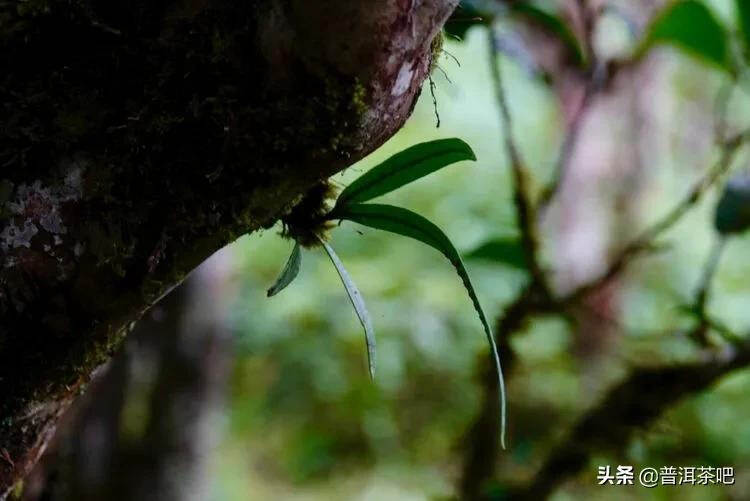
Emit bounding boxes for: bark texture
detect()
[21,249,234,501]
[0,0,457,495]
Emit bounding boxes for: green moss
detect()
[350,79,367,117]
[429,31,445,74]
[10,478,24,499]
[252,71,368,161]
[15,0,52,18]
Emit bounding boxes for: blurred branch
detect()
[538,61,608,210]
[465,125,745,349]
[537,0,605,210]
[713,81,735,143]
[488,27,551,297]
[459,354,503,500]
[458,284,549,500]
[482,127,749,501]
[676,236,747,348]
[461,47,750,498]
[695,239,724,314]
[565,130,748,304]
[459,32,568,486]
[511,336,750,500]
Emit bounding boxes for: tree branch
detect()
[460,37,748,499]
[566,130,747,303]
[487,27,550,297]
[513,337,750,500]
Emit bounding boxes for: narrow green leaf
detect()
[510,2,586,66]
[737,0,750,53]
[637,0,730,71]
[318,236,376,380]
[335,204,507,448]
[334,138,476,209]
[267,241,302,297]
[466,237,528,271]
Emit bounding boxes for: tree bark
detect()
[0,0,457,495]
[20,248,234,501]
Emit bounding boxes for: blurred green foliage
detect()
[639,0,730,71]
[209,2,750,499]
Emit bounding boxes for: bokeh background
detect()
[20,1,750,500]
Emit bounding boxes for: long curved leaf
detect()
[334,138,476,209]
[637,0,730,72]
[267,241,302,297]
[318,236,376,380]
[335,203,507,448]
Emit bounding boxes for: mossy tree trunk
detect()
[0,0,457,495]
[21,249,234,501]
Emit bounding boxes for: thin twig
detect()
[695,237,725,316]
[566,132,747,303]
[539,62,608,210]
[572,301,689,341]
[686,237,726,346]
[713,81,735,144]
[487,27,550,296]
[705,314,745,345]
[428,74,441,128]
[442,48,461,67]
[434,64,453,84]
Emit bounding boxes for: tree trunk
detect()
[0,1,457,495]
[20,247,234,501]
